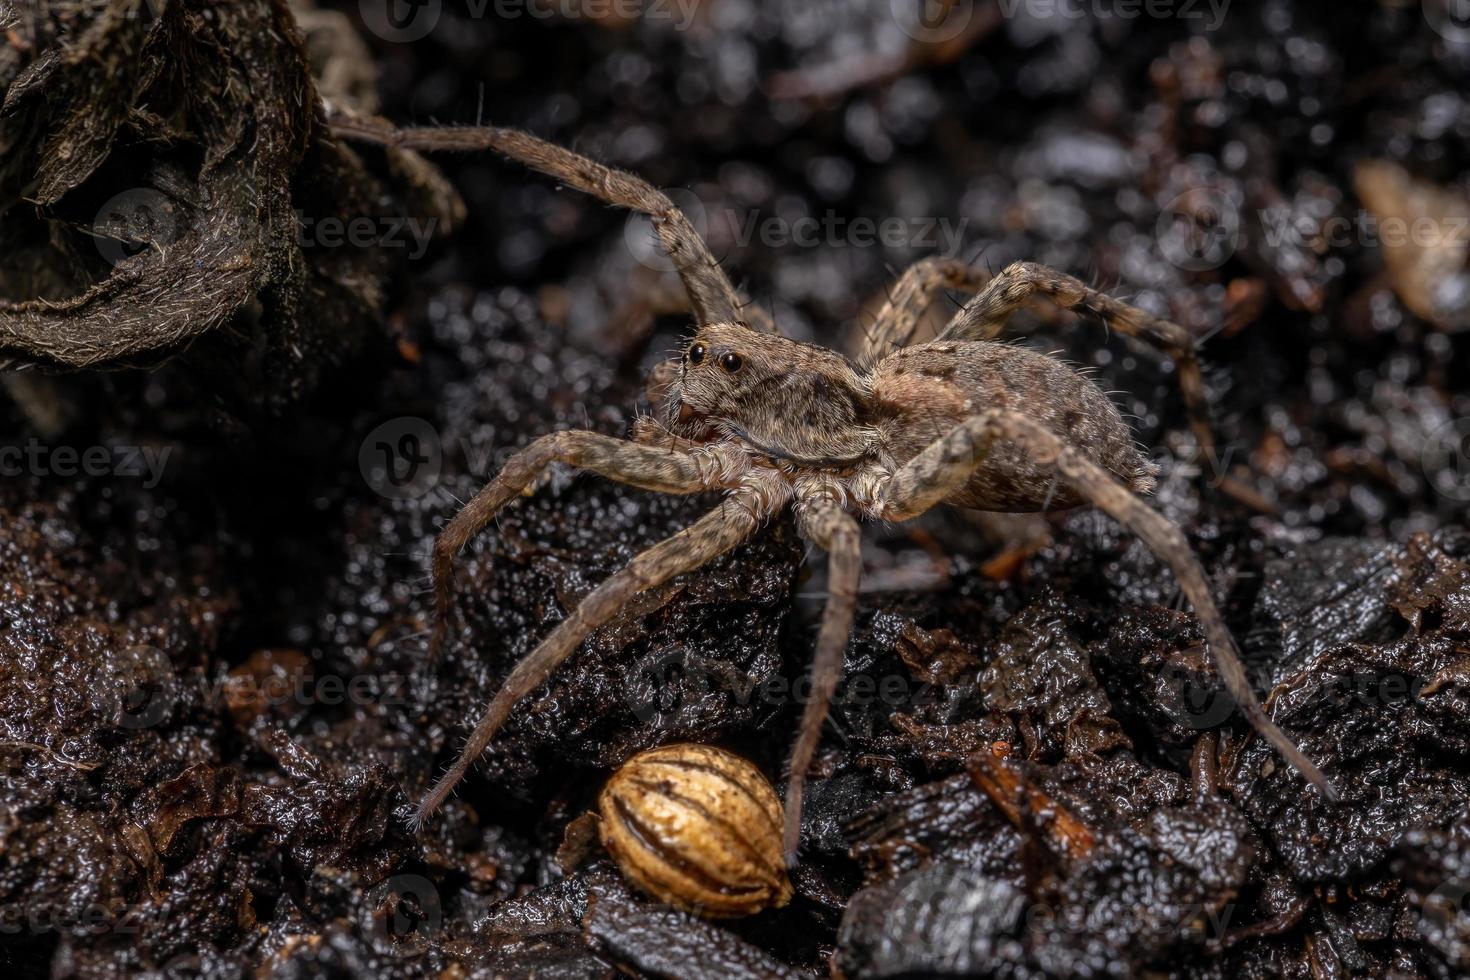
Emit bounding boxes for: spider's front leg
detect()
[428,430,721,663]
[878,409,1337,801]
[939,261,1218,462]
[784,495,862,865]
[329,117,774,332]
[417,490,778,827]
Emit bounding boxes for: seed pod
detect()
[598,743,793,918]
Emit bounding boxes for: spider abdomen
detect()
[869,340,1157,511]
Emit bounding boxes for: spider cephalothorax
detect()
[332,116,1337,864]
[661,322,1156,515]
[664,323,878,467]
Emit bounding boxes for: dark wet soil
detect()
[3,1,1470,977]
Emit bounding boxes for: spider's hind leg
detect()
[939,261,1218,466]
[878,408,1336,803]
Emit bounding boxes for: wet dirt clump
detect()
[0,0,460,425]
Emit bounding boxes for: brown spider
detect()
[333,117,1336,862]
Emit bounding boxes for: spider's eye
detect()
[687,344,706,366]
[719,351,744,373]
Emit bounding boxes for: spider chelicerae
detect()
[333,116,1336,863]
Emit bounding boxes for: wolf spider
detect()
[334,117,1336,862]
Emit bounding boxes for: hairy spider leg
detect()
[935,261,1218,463]
[879,407,1337,802]
[783,496,863,864]
[329,116,768,333]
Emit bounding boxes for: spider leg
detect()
[878,408,1337,802]
[784,496,862,865]
[859,256,988,362]
[606,271,779,365]
[416,494,772,827]
[938,261,1217,463]
[429,430,718,663]
[328,116,759,331]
